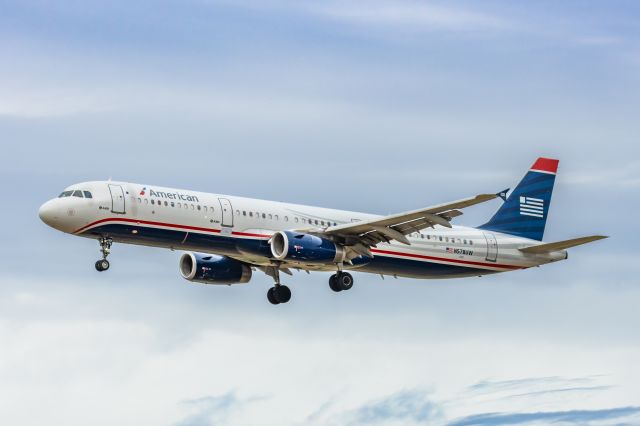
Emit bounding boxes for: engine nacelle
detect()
[270,231,345,263]
[179,253,252,285]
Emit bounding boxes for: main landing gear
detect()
[267,266,292,305]
[329,272,354,292]
[95,237,113,272]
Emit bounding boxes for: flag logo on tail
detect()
[520,196,544,218]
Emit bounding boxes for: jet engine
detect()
[270,231,345,263]
[179,253,252,285]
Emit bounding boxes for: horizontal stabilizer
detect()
[519,235,608,254]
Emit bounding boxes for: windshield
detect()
[59,191,73,198]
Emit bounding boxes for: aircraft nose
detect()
[38,200,59,227]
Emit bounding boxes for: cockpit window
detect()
[59,191,73,198]
[83,191,93,198]
[72,190,84,198]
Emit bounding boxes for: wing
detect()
[317,193,497,258]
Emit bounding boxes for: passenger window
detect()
[236,209,240,215]
[72,190,83,198]
[198,205,201,211]
[184,204,188,209]
[191,204,195,210]
[171,202,175,207]
[275,215,279,220]
[268,214,273,220]
[439,236,443,241]
[295,217,299,223]
[249,212,253,217]
[243,211,246,216]
[262,213,266,219]
[284,216,288,222]
[164,201,168,206]
[83,191,92,198]
[470,241,473,245]
[151,199,155,205]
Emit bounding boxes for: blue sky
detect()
[1,1,639,425]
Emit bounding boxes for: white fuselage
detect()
[39,181,567,279]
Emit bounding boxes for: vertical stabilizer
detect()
[479,158,559,241]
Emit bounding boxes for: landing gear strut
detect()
[329,272,354,292]
[267,265,291,305]
[95,237,113,272]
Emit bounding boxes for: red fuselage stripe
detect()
[76,218,523,270]
[74,217,222,235]
[370,248,522,270]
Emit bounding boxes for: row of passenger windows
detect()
[409,232,474,245]
[134,197,472,242]
[132,197,338,226]
[236,210,337,226]
[59,190,93,199]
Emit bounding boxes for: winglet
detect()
[496,188,510,202]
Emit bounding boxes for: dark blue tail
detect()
[479,158,559,241]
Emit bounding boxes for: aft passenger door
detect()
[108,184,126,214]
[218,198,233,227]
[483,232,498,262]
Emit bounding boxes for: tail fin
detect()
[479,157,559,241]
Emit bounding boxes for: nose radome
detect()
[38,200,58,227]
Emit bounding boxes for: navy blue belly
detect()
[84,224,490,278]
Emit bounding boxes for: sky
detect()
[1,0,639,425]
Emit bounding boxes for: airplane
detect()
[38,157,606,305]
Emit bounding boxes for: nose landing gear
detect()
[95,237,113,272]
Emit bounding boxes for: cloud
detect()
[344,389,441,425]
[448,406,640,426]
[467,376,602,394]
[174,392,244,426]
[307,0,510,32]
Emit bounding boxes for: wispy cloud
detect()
[174,392,246,426]
[307,0,510,32]
[448,406,640,426]
[338,389,442,425]
[467,376,601,394]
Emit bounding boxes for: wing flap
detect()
[519,235,608,254]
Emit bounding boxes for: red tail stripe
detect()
[530,157,559,173]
